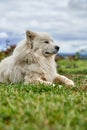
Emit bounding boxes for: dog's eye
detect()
[44,41,49,44]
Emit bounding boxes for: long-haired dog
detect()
[0,30,74,86]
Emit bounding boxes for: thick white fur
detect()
[0,30,74,86]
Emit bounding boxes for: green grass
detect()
[0,60,87,130]
[58,59,87,74]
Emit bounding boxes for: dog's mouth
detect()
[44,51,57,57]
[45,52,52,54]
[45,51,57,55]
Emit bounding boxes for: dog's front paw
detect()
[65,80,74,87]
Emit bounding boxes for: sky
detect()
[0,0,87,53]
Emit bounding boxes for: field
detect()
[0,59,87,130]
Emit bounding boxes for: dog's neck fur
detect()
[38,55,57,81]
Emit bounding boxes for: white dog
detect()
[0,30,74,86]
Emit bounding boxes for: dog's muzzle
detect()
[44,46,60,56]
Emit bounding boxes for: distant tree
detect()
[0,44,16,60]
[75,52,80,60]
[5,45,16,55]
[80,49,87,53]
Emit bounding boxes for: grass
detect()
[0,59,87,130]
[58,59,87,74]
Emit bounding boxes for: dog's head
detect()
[26,30,59,57]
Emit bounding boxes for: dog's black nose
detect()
[55,46,59,51]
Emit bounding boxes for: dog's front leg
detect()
[24,75,52,85]
[24,79,52,85]
[37,79,52,85]
[53,74,74,87]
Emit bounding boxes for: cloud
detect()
[0,1,86,33]
[0,0,67,32]
[0,32,8,38]
[68,0,87,17]
[68,0,87,11]
[0,0,87,52]
[58,40,87,53]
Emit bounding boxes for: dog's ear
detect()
[26,30,36,41]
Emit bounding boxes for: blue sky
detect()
[0,0,87,53]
